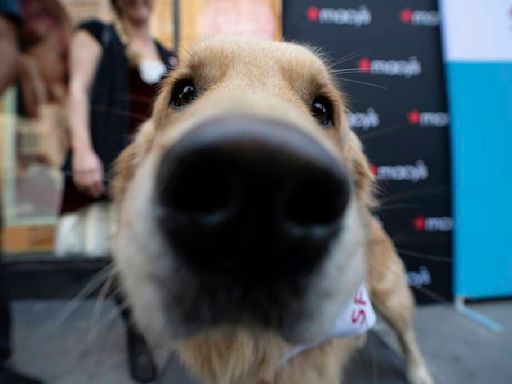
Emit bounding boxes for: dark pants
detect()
[0,203,11,362]
[0,257,11,362]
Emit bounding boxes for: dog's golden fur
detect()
[112,38,433,384]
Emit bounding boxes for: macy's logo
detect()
[407,110,449,127]
[413,216,453,232]
[306,5,372,27]
[400,8,440,26]
[358,57,422,78]
[407,266,432,287]
[370,160,429,182]
[348,108,380,130]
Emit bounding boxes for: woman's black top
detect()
[61,20,176,213]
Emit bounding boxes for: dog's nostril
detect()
[155,116,352,277]
[158,155,237,224]
[282,175,349,235]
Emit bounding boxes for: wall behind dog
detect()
[283,0,452,304]
[177,0,282,55]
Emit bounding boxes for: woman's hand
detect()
[72,147,104,198]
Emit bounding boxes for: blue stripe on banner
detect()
[446,62,512,298]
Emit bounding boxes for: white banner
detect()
[440,0,512,61]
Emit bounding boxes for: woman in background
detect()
[17,0,71,119]
[57,0,177,381]
[58,0,176,254]
[14,0,71,214]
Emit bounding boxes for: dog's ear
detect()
[112,119,156,204]
[345,130,376,209]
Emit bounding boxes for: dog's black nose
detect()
[155,116,350,279]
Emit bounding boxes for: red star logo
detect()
[413,216,426,231]
[408,110,421,125]
[306,6,320,22]
[400,8,413,24]
[358,58,371,73]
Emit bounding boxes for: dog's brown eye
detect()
[170,79,197,108]
[311,96,334,127]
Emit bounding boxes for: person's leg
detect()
[0,250,12,363]
[0,204,43,384]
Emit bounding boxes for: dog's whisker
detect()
[331,68,365,72]
[20,294,123,381]
[76,302,125,357]
[68,264,113,302]
[358,125,407,140]
[330,49,368,67]
[355,118,438,139]
[331,68,368,74]
[87,269,117,342]
[374,203,419,211]
[378,186,449,204]
[396,248,452,263]
[340,77,388,90]
[18,265,113,349]
[90,105,151,121]
[411,285,450,305]
[330,65,366,71]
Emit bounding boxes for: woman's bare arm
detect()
[68,30,103,197]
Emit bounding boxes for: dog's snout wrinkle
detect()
[155,116,350,279]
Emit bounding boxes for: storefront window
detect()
[0,0,176,258]
[1,0,281,259]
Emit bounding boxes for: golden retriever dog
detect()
[112,38,433,384]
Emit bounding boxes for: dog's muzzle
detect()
[154,115,350,281]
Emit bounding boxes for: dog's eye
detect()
[311,96,334,127]
[170,79,197,108]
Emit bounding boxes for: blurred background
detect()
[0,0,510,383]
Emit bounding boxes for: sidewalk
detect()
[11,300,512,384]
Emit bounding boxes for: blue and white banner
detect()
[440,0,512,299]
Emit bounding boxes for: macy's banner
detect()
[440,0,512,299]
[284,0,452,304]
